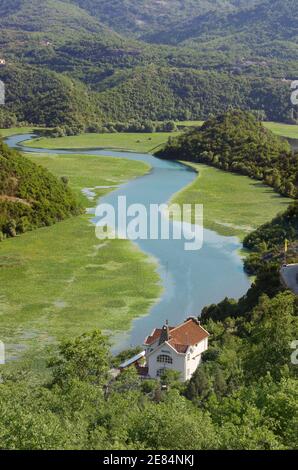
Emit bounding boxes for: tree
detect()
[185,366,210,402]
[130,390,217,450]
[48,330,111,387]
[109,367,141,395]
[213,366,228,398]
[245,293,298,380]
[164,121,178,132]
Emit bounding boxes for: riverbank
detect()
[0,152,162,364]
[2,121,298,153]
[172,162,291,240]
[21,132,180,153]
[0,127,46,137]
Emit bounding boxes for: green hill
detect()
[0,0,297,126]
[70,0,261,38]
[144,0,298,51]
[0,140,81,239]
[0,0,114,37]
[157,110,298,198]
[96,67,292,122]
[0,63,102,128]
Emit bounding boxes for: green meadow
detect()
[0,127,43,137]
[23,132,180,153]
[176,121,204,127]
[2,121,298,154]
[0,152,161,362]
[173,163,291,240]
[262,122,298,139]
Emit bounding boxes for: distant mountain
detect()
[0,0,297,126]
[0,0,114,37]
[0,0,138,127]
[143,0,298,59]
[69,0,261,37]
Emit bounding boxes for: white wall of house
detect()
[185,338,208,379]
[146,337,208,382]
[147,344,186,381]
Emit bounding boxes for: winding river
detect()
[6,134,251,351]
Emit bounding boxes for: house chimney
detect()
[159,320,170,345]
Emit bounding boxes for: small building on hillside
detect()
[0,59,6,66]
[143,317,209,382]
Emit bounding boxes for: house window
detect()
[157,354,173,364]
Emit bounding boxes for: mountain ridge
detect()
[0,0,297,127]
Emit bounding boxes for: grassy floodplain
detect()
[23,132,180,153]
[2,121,298,152]
[176,121,204,127]
[0,152,161,363]
[172,163,292,240]
[0,127,44,137]
[262,122,298,139]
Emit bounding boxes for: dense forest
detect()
[0,0,297,127]
[70,0,249,38]
[0,140,81,240]
[157,110,298,198]
[144,0,298,50]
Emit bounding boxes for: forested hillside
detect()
[96,68,293,122]
[0,140,81,239]
[144,0,298,49]
[69,0,257,37]
[0,0,297,127]
[0,64,101,128]
[0,0,113,36]
[157,110,298,198]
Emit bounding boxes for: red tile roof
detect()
[144,318,209,354]
[144,327,174,346]
[144,328,162,346]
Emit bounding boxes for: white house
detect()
[143,317,209,382]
